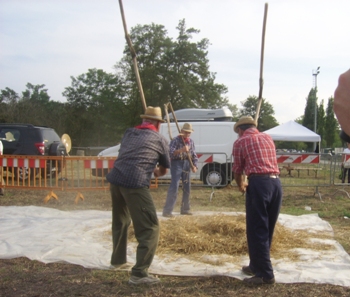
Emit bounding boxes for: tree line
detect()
[0,19,341,151]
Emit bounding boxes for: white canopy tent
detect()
[263,120,321,143]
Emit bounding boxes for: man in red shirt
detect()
[232,115,282,285]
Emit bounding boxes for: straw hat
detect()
[234,116,257,133]
[181,123,194,132]
[140,106,165,122]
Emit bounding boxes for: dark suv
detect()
[0,123,67,180]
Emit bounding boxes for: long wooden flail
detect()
[118,0,147,112]
[242,3,269,191]
[254,3,268,122]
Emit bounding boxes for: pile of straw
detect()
[125,214,333,262]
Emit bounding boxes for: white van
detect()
[95,121,238,186]
[160,121,237,185]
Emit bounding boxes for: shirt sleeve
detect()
[191,140,198,167]
[232,140,244,174]
[169,137,179,158]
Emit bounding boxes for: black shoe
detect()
[162,213,174,218]
[243,276,275,285]
[242,266,254,276]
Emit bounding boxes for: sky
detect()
[1,0,349,124]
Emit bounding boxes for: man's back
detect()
[107,128,170,188]
[233,128,279,176]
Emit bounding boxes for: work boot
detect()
[243,276,275,285]
[242,266,254,276]
[180,211,193,215]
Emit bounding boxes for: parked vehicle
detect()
[0,123,67,180]
[166,107,233,122]
[160,121,237,186]
[94,120,238,186]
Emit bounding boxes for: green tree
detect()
[294,116,303,124]
[63,68,127,146]
[324,97,339,147]
[317,100,326,147]
[302,88,318,150]
[0,88,20,122]
[238,95,278,131]
[226,103,239,121]
[302,88,317,132]
[115,19,229,126]
[0,84,60,126]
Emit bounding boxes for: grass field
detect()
[1,185,350,297]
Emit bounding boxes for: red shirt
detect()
[232,128,279,176]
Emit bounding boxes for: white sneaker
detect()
[128,275,160,285]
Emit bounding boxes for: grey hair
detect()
[237,124,256,131]
[143,119,159,125]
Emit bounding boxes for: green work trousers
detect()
[110,184,159,277]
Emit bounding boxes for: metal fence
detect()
[275,153,333,200]
[157,152,231,188]
[0,152,347,202]
[330,153,350,198]
[0,155,157,203]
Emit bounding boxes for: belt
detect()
[248,174,279,179]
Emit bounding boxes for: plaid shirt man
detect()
[107,127,170,188]
[232,128,279,176]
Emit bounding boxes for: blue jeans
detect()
[245,176,282,279]
[163,159,191,214]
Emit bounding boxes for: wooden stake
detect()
[118,0,147,112]
[255,3,268,122]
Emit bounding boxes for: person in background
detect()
[334,68,350,142]
[232,115,282,285]
[106,106,170,285]
[162,123,198,217]
[0,140,4,196]
[341,142,350,184]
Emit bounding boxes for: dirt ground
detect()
[1,187,350,297]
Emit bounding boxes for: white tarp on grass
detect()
[1,206,350,287]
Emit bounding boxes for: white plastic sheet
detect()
[0,206,349,287]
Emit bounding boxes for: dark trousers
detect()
[110,184,159,277]
[245,176,282,279]
[342,167,350,183]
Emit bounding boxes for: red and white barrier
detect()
[84,159,115,169]
[0,157,46,168]
[276,154,320,164]
[197,154,213,163]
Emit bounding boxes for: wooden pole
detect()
[118,0,147,112]
[254,3,268,122]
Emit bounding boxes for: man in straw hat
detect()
[232,115,282,285]
[106,106,170,285]
[162,122,198,217]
